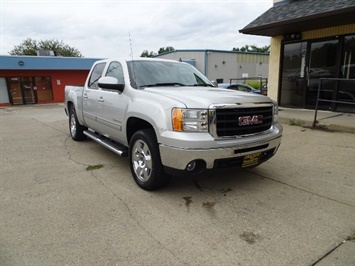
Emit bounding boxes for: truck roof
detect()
[95,57,181,64]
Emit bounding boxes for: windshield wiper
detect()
[140,83,186,88]
[193,84,214,87]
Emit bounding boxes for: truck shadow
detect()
[165,167,264,193]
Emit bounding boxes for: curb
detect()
[278,117,355,134]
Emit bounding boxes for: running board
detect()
[84,130,128,157]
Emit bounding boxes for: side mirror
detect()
[98,76,124,92]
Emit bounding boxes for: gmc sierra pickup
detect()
[65,58,282,190]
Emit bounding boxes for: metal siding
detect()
[157,51,206,74]
[302,23,355,40]
[207,52,239,82]
[156,50,269,81]
[207,52,270,81]
[236,53,269,64]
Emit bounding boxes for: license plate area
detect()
[242,152,261,168]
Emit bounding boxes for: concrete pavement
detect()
[0,104,354,265]
[277,107,355,265]
[278,107,355,134]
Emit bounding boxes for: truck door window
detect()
[88,63,106,89]
[106,62,124,83]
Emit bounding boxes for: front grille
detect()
[215,106,273,137]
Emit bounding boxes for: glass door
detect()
[9,77,23,104]
[280,42,307,107]
[305,39,339,108]
[22,77,36,104]
[8,77,37,105]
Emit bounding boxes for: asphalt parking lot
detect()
[1,104,354,265]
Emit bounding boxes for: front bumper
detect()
[159,126,282,171]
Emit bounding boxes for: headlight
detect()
[272,100,279,123]
[172,108,208,132]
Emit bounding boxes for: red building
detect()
[0,55,101,106]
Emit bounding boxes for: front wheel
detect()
[129,129,170,190]
[69,105,87,141]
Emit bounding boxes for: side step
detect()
[84,130,128,157]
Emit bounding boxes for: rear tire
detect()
[129,129,170,190]
[69,105,87,141]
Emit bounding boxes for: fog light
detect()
[186,161,196,172]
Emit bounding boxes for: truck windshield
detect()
[127,60,213,89]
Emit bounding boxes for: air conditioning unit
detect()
[36,50,58,56]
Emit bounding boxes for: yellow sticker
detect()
[242,152,261,168]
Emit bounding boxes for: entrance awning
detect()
[239,0,355,37]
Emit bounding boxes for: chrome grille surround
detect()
[208,103,274,139]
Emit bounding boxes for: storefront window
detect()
[280,36,355,113]
[341,35,355,79]
[337,35,355,112]
[0,78,10,104]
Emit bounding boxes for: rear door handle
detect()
[98,97,104,102]
[83,93,88,99]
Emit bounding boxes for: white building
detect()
[154,49,269,84]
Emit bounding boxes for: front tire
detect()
[129,129,169,190]
[69,105,87,141]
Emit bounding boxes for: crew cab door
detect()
[82,62,106,130]
[97,61,128,144]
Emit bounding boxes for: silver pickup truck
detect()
[65,58,282,190]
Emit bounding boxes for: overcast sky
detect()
[0,0,273,58]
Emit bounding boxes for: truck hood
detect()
[144,86,272,108]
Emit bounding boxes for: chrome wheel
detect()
[70,112,77,137]
[69,105,86,141]
[131,139,153,182]
[129,129,169,190]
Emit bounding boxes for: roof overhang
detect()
[0,55,101,70]
[239,6,355,37]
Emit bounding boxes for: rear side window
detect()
[106,61,124,83]
[88,63,106,89]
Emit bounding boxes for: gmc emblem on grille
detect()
[238,115,263,126]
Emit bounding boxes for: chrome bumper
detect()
[159,134,282,170]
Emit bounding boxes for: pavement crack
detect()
[63,136,88,167]
[317,113,343,121]
[32,117,88,168]
[310,240,346,266]
[319,144,355,149]
[248,170,355,208]
[89,171,189,265]
[32,118,68,135]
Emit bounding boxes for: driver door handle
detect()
[98,97,104,102]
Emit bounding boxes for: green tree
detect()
[9,38,83,57]
[140,46,175,57]
[158,46,175,54]
[232,45,270,53]
[140,50,155,57]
